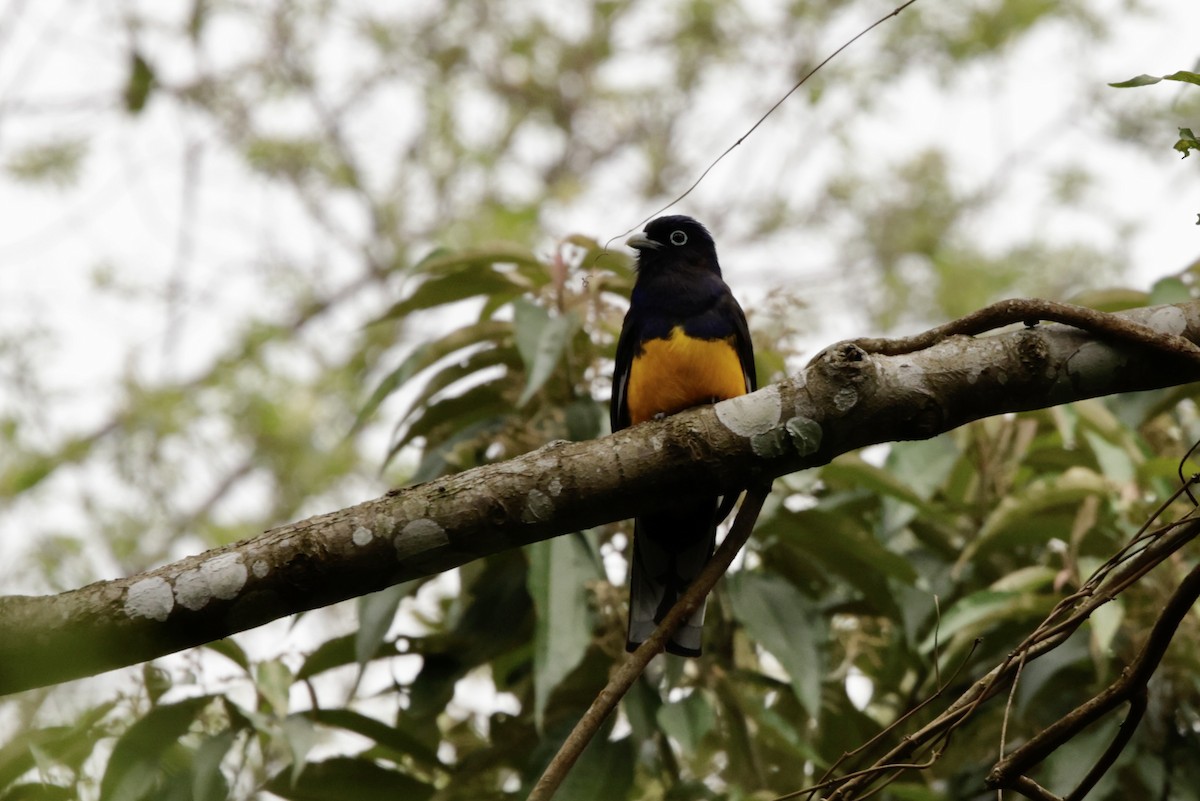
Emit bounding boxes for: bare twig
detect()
[526,482,772,801]
[987,561,1200,798]
[814,298,1200,366]
[812,496,1200,799]
[788,638,981,801]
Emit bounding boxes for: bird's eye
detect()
[669,230,688,246]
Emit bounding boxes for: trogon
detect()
[610,215,756,656]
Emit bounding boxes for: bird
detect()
[610,215,756,656]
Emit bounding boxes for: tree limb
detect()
[2,300,1200,696]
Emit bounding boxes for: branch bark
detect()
[2,300,1200,696]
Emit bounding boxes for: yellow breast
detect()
[627,326,747,425]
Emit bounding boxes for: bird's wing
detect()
[610,305,641,433]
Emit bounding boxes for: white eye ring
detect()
[669,230,688,246]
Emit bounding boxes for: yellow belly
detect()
[627,326,747,425]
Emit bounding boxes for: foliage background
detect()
[1,0,1199,798]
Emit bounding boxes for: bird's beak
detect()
[625,232,661,251]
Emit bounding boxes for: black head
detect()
[626,215,721,277]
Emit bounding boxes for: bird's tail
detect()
[626,499,718,657]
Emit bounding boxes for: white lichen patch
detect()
[715,385,782,438]
[833,387,858,412]
[173,553,248,611]
[203,553,248,599]
[125,576,174,622]
[522,489,554,523]
[1147,305,1187,336]
[174,569,210,610]
[252,559,270,578]
[352,525,374,546]
[548,477,563,496]
[395,518,449,560]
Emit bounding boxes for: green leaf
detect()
[405,245,543,281]
[1108,73,1163,88]
[307,709,443,772]
[886,783,947,801]
[727,571,825,719]
[1163,70,1200,86]
[957,466,1110,569]
[657,692,715,753]
[409,418,505,482]
[565,398,603,440]
[0,703,115,790]
[391,344,520,434]
[512,299,580,406]
[382,260,525,320]
[5,139,88,188]
[265,757,434,801]
[621,676,663,743]
[823,439,959,534]
[282,715,318,785]
[553,730,634,801]
[391,375,512,453]
[201,639,251,673]
[99,696,215,801]
[123,50,156,113]
[0,783,75,800]
[255,659,293,716]
[1176,127,1200,158]
[990,565,1058,593]
[920,588,1055,653]
[354,319,509,431]
[191,732,234,801]
[527,532,602,726]
[1082,430,1135,485]
[355,583,417,666]
[762,507,918,614]
[243,136,325,177]
[1149,275,1192,305]
[1068,286,1149,312]
[297,628,407,681]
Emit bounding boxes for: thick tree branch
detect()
[2,300,1200,696]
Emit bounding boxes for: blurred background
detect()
[1,0,1199,799]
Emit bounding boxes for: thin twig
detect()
[998,648,1028,786]
[526,482,772,801]
[821,508,1200,799]
[797,638,982,801]
[812,298,1200,366]
[988,561,1200,795]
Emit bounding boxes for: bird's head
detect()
[626,215,721,277]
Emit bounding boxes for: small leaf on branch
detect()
[1175,127,1200,158]
[1107,74,1163,88]
[1163,70,1200,86]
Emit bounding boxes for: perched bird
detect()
[611,215,756,656]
